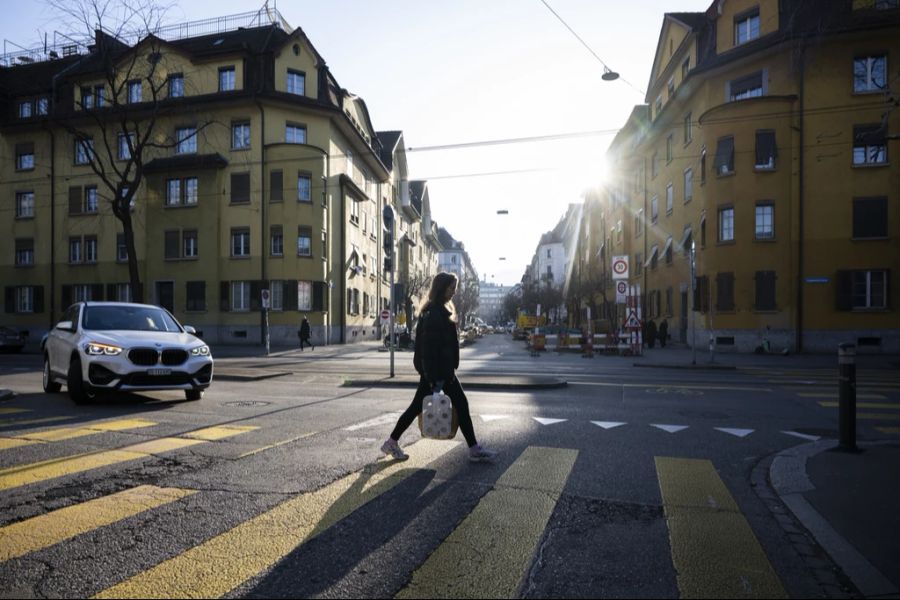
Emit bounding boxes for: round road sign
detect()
[616,281,628,294]
[612,258,628,276]
[380,309,390,321]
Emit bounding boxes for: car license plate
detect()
[148,368,171,376]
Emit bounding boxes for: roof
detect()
[665,12,707,32]
[438,227,460,251]
[375,131,402,169]
[0,55,82,95]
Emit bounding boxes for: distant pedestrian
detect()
[658,319,668,348]
[381,272,497,463]
[299,316,314,351]
[646,319,658,349]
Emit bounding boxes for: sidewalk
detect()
[633,344,900,371]
[770,440,900,598]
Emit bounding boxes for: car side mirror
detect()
[183,325,197,335]
[56,320,74,332]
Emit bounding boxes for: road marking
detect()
[651,424,689,434]
[238,432,316,458]
[800,393,887,400]
[571,381,772,393]
[532,417,567,426]
[0,485,195,562]
[655,457,787,599]
[817,402,900,410]
[343,412,402,431]
[479,414,510,422]
[0,419,157,449]
[93,438,458,599]
[782,431,821,441]
[396,446,578,599]
[591,421,627,429]
[0,408,29,415]
[715,428,754,438]
[0,416,75,428]
[182,425,259,440]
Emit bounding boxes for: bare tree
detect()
[400,269,431,331]
[47,0,211,302]
[453,276,480,327]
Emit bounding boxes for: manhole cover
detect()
[224,400,271,407]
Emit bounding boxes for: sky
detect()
[1,0,714,286]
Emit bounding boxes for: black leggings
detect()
[390,376,478,448]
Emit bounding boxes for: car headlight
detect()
[85,342,123,356]
[191,345,210,356]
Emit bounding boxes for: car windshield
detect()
[82,306,182,332]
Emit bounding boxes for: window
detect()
[716,272,735,311]
[635,208,644,236]
[81,86,94,109]
[15,192,34,218]
[231,172,250,204]
[729,71,764,101]
[232,121,251,149]
[755,203,775,240]
[84,186,98,213]
[666,287,673,316]
[666,183,674,214]
[176,127,197,154]
[666,134,673,163]
[186,281,206,311]
[655,95,662,116]
[16,143,35,170]
[231,281,250,311]
[714,136,735,175]
[168,74,184,98]
[684,168,693,202]
[648,195,658,223]
[298,173,312,202]
[219,67,236,91]
[853,197,888,238]
[635,253,643,276]
[755,271,777,310]
[854,55,886,92]
[270,281,283,311]
[69,237,82,263]
[700,216,707,247]
[371,255,377,278]
[15,287,34,313]
[682,57,690,79]
[665,237,673,264]
[185,177,198,204]
[853,125,887,165]
[270,170,283,202]
[231,228,250,257]
[94,85,106,107]
[297,226,312,256]
[735,10,760,45]
[183,230,198,258]
[127,80,142,104]
[322,231,328,259]
[113,283,132,303]
[350,199,360,225]
[166,179,181,206]
[287,70,305,95]
[116,234,127,262]
[84,236,97,263]
[852,270,888,309]
[36,97,49,115]
[15,239,34,266]
[164,230,180,260]
[755,130,777,169]
[684,113,692,144]
[651,152,659,178]
[286,123,306,144]
[271,225,284,256]
[547,249,552,258]
[667,77,675,99]
[19,100,32,118]
[718,207,735,242]
[75,138,93,165]
[700,147,707,183]
[347,151,354,178]
[118,132,135,160]
[73,284,93,302]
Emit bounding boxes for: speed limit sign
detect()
[612,255,629,280]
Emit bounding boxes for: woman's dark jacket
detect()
[300,320,311,339]
[413,305,459,384]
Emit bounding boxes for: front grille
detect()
[129,348,159,366]
[194,364,213,384]
[88,364,118,385]
[162,349,188,366]
[121,371,192,386]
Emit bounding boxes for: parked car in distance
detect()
[0,326,27,353]
[43,302,213,404]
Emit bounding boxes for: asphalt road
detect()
[0,335,897,598]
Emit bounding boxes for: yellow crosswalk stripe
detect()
[396,446,578,599]
[800,393,887,400]
[182,425,259,440]
[0,485,195,562]
[656,457,787,599]
[0,419,157,450]
[0,408,30,415]
[817,402,900,410]
[92,438,459,599]
[0,427,254,492]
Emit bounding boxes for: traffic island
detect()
[344,374,567,390]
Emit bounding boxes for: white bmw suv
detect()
[43,302,213,403]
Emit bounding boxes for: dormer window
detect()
[18,101,33,118]
[219,66,236,92]
[287,70,305,95]
[127,80,141,104]
[729,71,764,101]
[735,9,760,45]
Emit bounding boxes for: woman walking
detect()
[381,272,497,462]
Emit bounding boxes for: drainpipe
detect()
[339,177,346,344]
[256,98,268,350]
[47,127,56,329]
[796,48,806,353]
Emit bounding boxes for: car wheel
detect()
[185,389,203,401]
[43,355,62,393]
[67,358,95,404]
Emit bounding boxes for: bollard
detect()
[838,343,857,452]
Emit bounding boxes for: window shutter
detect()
[231,172,250,203]
[91,284,103,301]
[270,170,283,202]
[885,270,892,310]
[4,287,14,313]
[853,197,888,238]
[835,270,852,311]
[313,281,326,311]
[106,284,116,301]
[61,285,72,309]
[33,286,44,313]
[69,186,82,214]
[284,280,298,311]
[15,142,34,156]
[164,231,180,259]
[250,280,261,311]
[220,281,230,312]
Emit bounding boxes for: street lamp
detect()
[602,67,620,81]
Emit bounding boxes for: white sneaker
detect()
[468,444,497,462]
[380,438,409,461]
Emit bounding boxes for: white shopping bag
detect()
[418,390,459,440]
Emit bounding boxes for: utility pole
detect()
[383,205,396,377]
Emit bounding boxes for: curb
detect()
[0,389,14,401]
[215,370,293,382]
[769,439,899,598]
[632,362,737,371]
[343,377,568,390]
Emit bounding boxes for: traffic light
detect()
[382,205,394,255]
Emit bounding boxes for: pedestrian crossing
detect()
[0,413,795,598]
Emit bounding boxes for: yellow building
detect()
[0,10,415,346]
[580,0,899,352]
